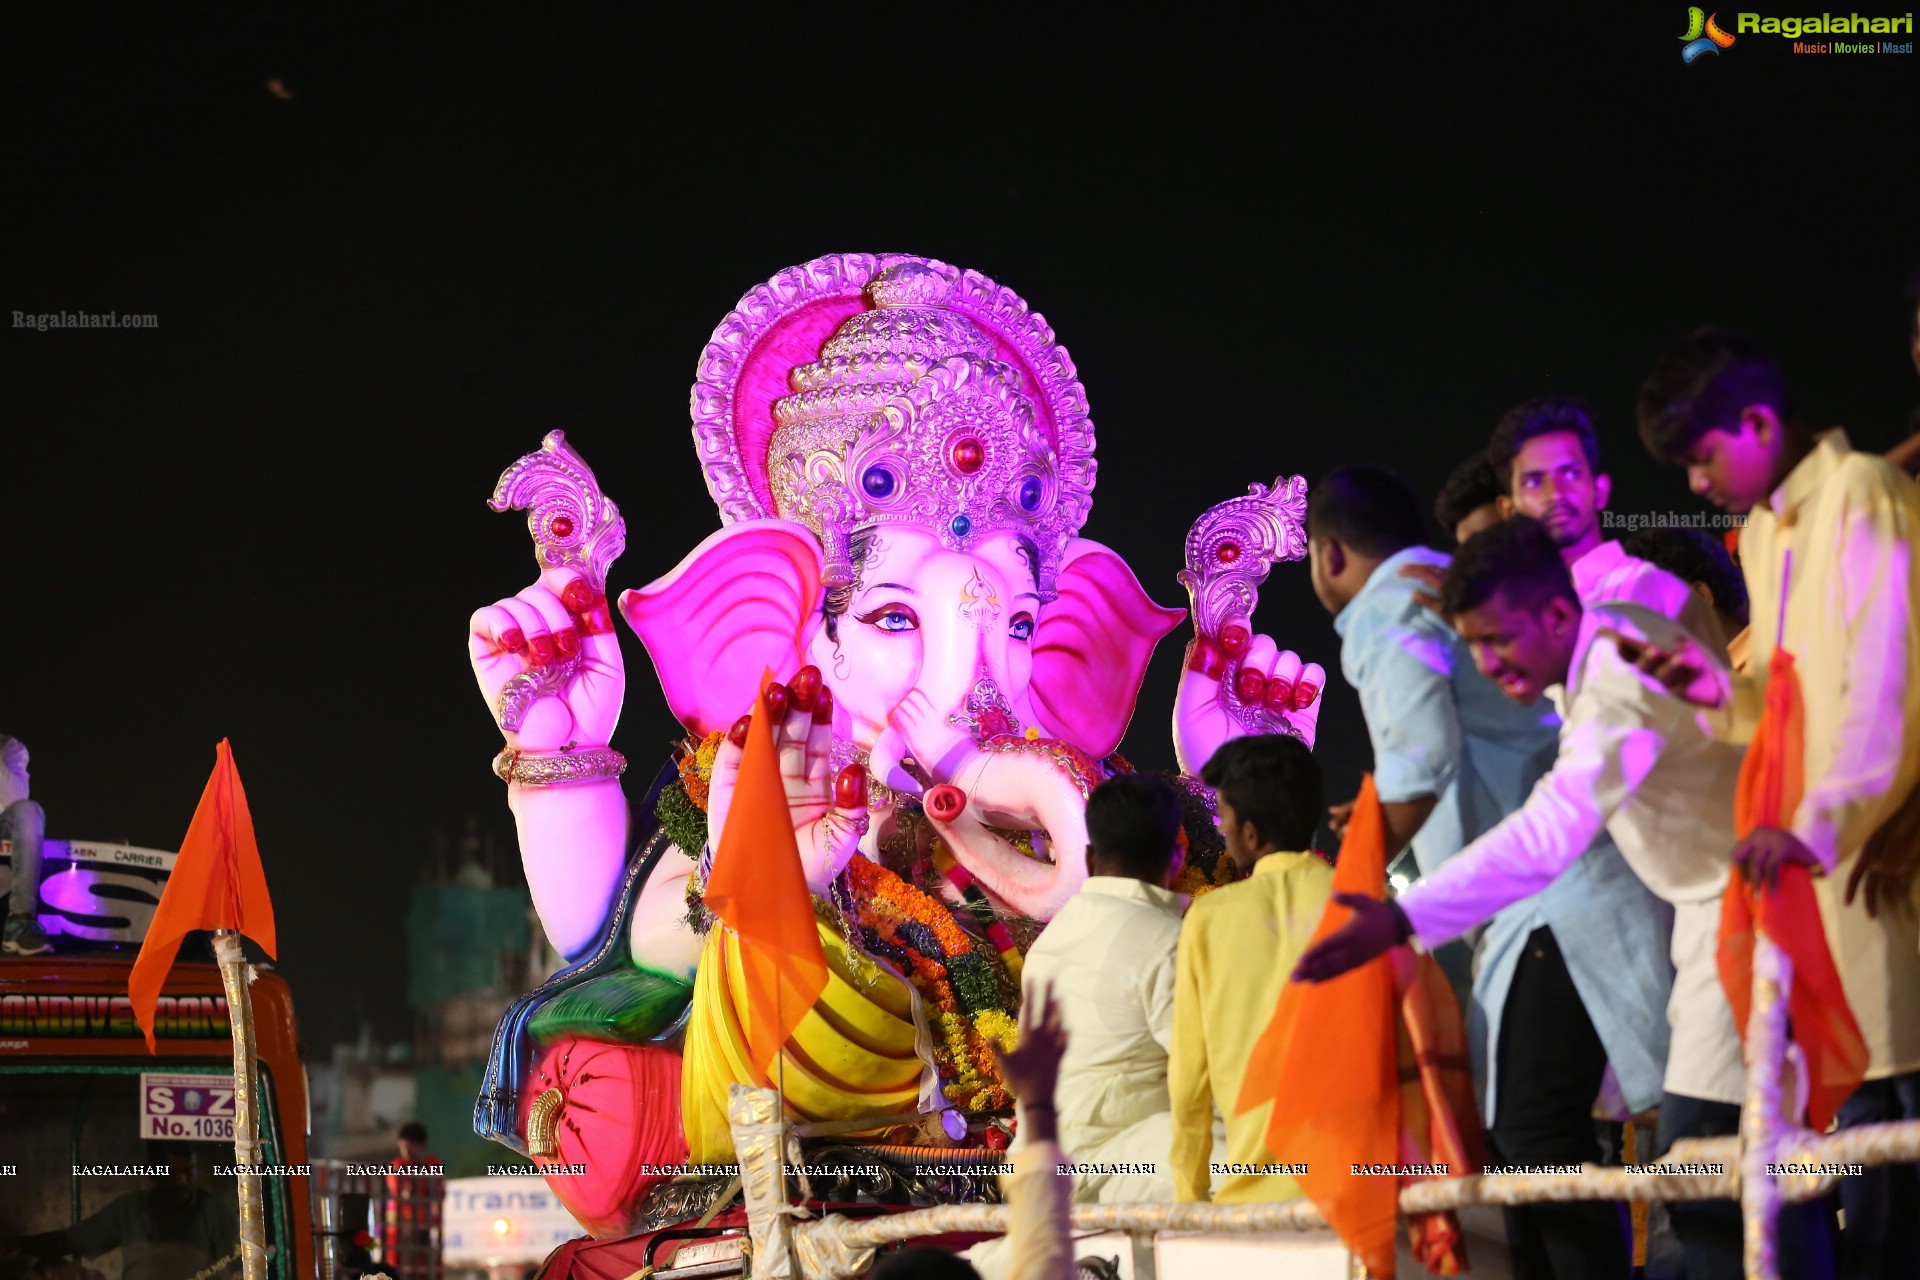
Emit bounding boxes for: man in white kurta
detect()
[1016,772,1196,1205]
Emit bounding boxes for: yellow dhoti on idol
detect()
[681,911,932,1163]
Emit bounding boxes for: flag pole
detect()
[213,928,269,1280]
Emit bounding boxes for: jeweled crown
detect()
[690,254,1097,603]
[768,263,1069,594]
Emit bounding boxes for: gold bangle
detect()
[492,745,626,787]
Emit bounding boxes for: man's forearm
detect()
[1381,796,1439,859]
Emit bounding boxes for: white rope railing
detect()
[721,933,1920,1279]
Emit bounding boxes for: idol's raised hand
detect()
[1173,476,1323,771]
[469,570,625,755]
[1175,627,1327,771]
[703,668,868,892]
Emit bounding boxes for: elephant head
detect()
[620,522,1182,916]
[618,252,1187,918]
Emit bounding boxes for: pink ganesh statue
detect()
[466,253,1324,1235]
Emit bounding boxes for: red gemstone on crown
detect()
[550,515,575,539]
[950,439,985,474]
[1217,541,1241,563]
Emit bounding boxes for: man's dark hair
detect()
[1433,454,1504,538]
[1305,466,1429,560]
[1440,517,1579,617]
[398,1120,428,1144]
[1086,773,1184,880]
[1621,527,1750,628]
[1905,260,1920,336]
[869,1247,982,1280]
[1198,734,1323,854]
[1487,396,1602,492]
[1637,327,1798,463]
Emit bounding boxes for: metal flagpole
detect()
[214,929,269,1280]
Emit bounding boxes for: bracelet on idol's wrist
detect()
[493,743,626,787]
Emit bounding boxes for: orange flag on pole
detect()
[1718,647,1868,1131]
[1237,774,1400,1278]
[701,672,829,1077]
[128,740,278,1052]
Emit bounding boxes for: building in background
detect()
[309,819,560,1176]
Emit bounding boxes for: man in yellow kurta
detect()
[1170,733,1334,1204]
[1637,327,1920,1278]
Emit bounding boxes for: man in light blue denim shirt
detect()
[1309,465,1673,1280]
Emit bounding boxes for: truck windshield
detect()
[0,1065,290,1280]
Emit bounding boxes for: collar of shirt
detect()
[1569,539,1631,600]
[1078,875,1187,918]
[1332,545,1451,640]
[1767,428,1851,526]
[1249,850,1319,879]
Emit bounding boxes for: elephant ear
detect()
[1029,539,1187,757]
[620,520,826,736]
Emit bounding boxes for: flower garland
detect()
[839,852,1017,1114]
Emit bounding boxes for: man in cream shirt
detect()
[1017,772,1194,1204]
[1295,519,1832,1278]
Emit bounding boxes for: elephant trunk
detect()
[919,747,1093,922]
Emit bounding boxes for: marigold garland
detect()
[839,852,1017,1113]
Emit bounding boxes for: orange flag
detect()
[1718,648,1868,1131]
[1238,774,1400,1278]
[129,740,278,1052]
[701,672,829,1077]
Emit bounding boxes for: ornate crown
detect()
[691,254,1096,599]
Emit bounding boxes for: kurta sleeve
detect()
[1001,1137,1074,1280]
[1399,656,1671,946]
[1792,490,1919,870]
[1168,918,1215,1203]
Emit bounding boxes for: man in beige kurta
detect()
[1638,326,1920,1277]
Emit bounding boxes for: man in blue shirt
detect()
[1308,466,1673,1280]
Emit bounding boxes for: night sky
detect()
[6,9,1917,1050]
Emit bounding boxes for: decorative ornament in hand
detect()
[487,430,627,731]
[1176,477,1310,737]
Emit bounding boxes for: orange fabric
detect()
[1396,949,1482,1275]
[1238,775,1400,1278]
[1718,648,1868,1131]
[128,739,277,1052]
[700,672,829,1077]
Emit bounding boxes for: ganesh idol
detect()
[465,253,1325,1234]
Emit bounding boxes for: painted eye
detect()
[1009,613,1035,642]
[856,603,920,633]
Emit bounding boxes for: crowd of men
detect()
[941,316,1920,1280]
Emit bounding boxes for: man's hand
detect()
[1602,628,1725,708]
[1734,827,1823,891]
[1292,893,1412,984]
[1398,563,1445,614]
[1845,785,1920,916]
[1327,799,1355,838]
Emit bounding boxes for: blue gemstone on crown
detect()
[950,513,972,539]
[1018,476,1043,511]
[862,466,897,499]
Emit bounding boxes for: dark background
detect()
[5,7,1916,1050]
